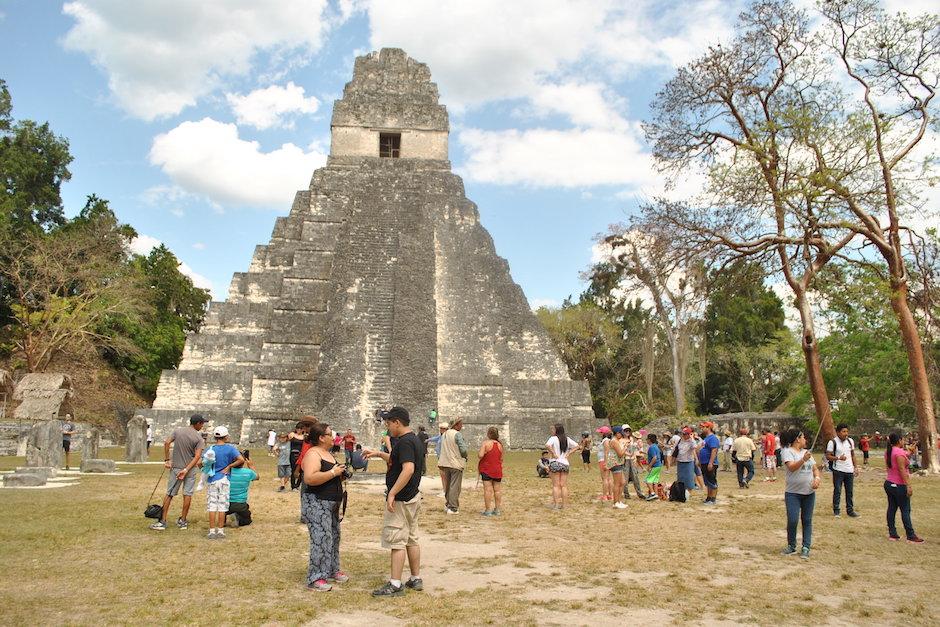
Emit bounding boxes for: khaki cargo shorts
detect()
[381,494,421,550]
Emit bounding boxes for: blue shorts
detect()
[701,464,718,489]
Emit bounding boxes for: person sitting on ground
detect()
[536,451,551,478]
[350,444,368,472]
[226,449,259,527]
[275,433,291,492]
[644,433,664,501]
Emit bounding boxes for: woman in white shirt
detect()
[545,424,580,510]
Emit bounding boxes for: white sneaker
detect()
[613,502,628,509]
[446,508,459,515]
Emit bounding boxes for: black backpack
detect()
[668,481,687,502]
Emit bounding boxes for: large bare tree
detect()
[806,0,940,471]
[644,1,855,443]
[599,226,706,417]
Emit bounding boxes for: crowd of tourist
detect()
[146,409,927,596]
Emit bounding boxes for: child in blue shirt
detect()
[645,433,664,501]
[204,426,244,539]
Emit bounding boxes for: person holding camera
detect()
[780,428,820,559]
[301,422,349,592]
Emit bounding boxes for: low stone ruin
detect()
[3,470,47,487]
[80,459,116,473]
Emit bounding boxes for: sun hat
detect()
[612,425,624,434]
[596,425,612,434]
[622,424,632,431]
[438,421,450,429]
[214,425,229,438]
[681,426,693,435]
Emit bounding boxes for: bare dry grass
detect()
[1,449,938,625]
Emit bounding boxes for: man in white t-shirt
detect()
[266,429,277,454]
[825,423,859,518]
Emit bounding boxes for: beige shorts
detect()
[381,494,421,550]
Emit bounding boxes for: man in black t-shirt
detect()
[363,406,423,596]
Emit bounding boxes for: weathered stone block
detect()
[26,420,63,469]
[125,415,148,462]
[81,459,117,473]
[16,466,57,480]
[4,472,46,487]
[82,427,100,460]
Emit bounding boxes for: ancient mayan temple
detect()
[139,48,595,448]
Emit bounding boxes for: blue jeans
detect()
[884,481,915,539]
[736,460,755,486]
[785,491,815,550]
[832,470,855,514]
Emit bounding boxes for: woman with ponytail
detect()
[780,428,819,559]
[884,432,924,543]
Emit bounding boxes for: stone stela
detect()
[138,49,595,448]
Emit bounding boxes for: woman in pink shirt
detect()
[884,432,924,543]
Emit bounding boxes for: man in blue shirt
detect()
[699,421,721,505]
[205,426,243,540]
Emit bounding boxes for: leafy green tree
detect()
[0,79,72,233]
[0,197,146,372]
[698,263,798,413]
[102,245,210,397]
[799,265,916,426]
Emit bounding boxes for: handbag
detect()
[144,467,166,519]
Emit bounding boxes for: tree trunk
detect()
[889,283,940,473]
[669,335,686,416]
[796,297,835,447]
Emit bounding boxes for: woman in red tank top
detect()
[478,426,503,516]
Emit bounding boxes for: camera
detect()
[341,467,353,480]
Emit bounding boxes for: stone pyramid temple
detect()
[140,49,595,448]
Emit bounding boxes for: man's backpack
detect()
[668,481,686,502]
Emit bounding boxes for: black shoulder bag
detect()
[144,467,166,519]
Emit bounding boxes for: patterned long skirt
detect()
[301,492,341,583]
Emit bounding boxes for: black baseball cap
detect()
[190,414,207,425]
[384,406,410,425]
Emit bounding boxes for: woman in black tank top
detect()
[300,423,348,591]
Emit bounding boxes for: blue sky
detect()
[0,0,864,305]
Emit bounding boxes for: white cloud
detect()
[130,235,215,295]
[61,0,331,120]
[527,81,629,130]
[883,0,938,16]
[149,118,327,208]
[595,1,735,74]
[141,184,196,205]
[364,0,734,109]
[128,234,162,257]
[226,82,320,130]
[192,242,206,250]
[169,207,185,218]
[458,126,656,188]
[530,297,560,310]
[366,0,611,108]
